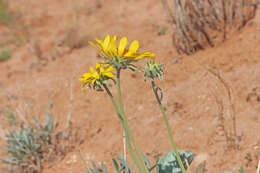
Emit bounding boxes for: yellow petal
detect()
[89,66,95,73]
[106,66,115,72]
[136,52,155,60]
[82,73,92,78]
[88,41,100,51]
[118,37,127,56]
[95,38,103,48]
[124,40,139,57]
[103,35,111,52]
[129,40,139,53]
[104,72,114,78]
[78,77,85,82]
[96,62,101,70]
[100,66,105,73]
[91,78,96,84]
[92,71,100,79]
[110,35,117,55]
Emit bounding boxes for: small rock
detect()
[172,58,180,64]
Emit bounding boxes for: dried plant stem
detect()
[160,0,176,27]
[79,149,90,171]
[123,130,127,165]
[66,53,77,129]
[210,89,229,142]
[161,0,258,54]
[257,158,260,173]
[191,58,238,148]
[203,67,236,137]
[66,80,74,129]
[16,104,29,127]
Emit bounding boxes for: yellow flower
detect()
[79,62,115,89]
[89,34,155,61]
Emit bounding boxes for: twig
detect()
[161,0,258,54]
[66,79,74,129]
[160,0,176,28]
[123,130,127,166]
[16,103,29,127]
[190,58,239,149]
[257,158,260,173]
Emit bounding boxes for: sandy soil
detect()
[0,0,260,172]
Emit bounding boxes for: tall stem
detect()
[103,84,143,172]
[116,68,149,173]
[151,79,186,173]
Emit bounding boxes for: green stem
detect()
[116,68,149,173]
[151,79,186,173]
[103,84,143,172]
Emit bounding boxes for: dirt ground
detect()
[0,0,260,172]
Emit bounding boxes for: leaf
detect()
[101,162,108,173]
[157,150,194,173]
[239,166,244,173]
[142,153,152,169]
[91,161,99,173]
[112,158,120,173]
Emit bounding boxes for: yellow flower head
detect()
[79,62,115,90]
[89,34,155,61]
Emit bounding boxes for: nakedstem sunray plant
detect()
[79,34,186,173]
[88,34,155,70]
[80,34,154,173]
[144,60,186,173]
[79,61,115,91]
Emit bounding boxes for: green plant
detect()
[84,150,194,173]
[85,156,133,173]
[0,0,12,26]
[84,154,159,173]
[157,27,167,35]
[1,114,54,173]
[0,50,11,62]
[144,60,187,173]
[157,150,193,173]
[80,35,156,173]
[244,152,251,160]
[239,166,244,173]
[79,34,193,173]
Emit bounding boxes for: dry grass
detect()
[206,67,241,150]
[161,0,258,54]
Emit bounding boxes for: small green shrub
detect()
[1,112,81,173]
[84,150,194,173]
[1,114,54,173]
[0,0,12,26]
[157,27,167,35]
[84,154,158,173]
[239,166,244,173]
[0,50,11,62]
